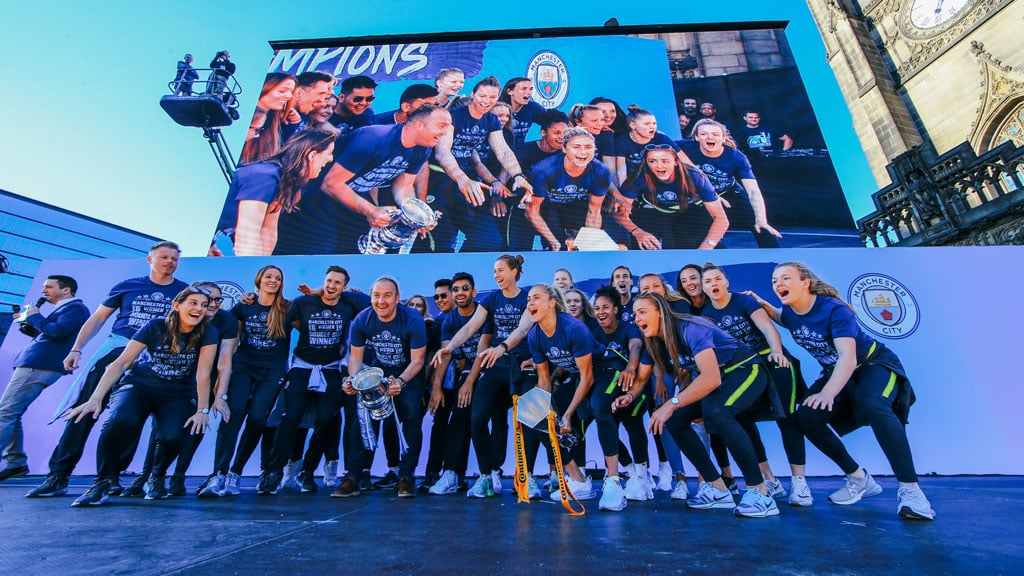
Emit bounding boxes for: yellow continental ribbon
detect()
[511,395,530,503]
[547,412,585,516]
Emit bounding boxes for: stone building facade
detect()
[806,0,1024,245]
[634,29,795,78]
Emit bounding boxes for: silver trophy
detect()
[357,197,439,255]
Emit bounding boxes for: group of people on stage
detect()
[214,67,785,256]
[1,243,934,521]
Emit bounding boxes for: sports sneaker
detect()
[145,476,168,500]
[429,470,459,495]
[168,474,187,497]
[359,470,373,492]
[375,470,399,489]
[687,482,736,510]
[122,474,148,498]
[224,472,242,496]
[467,474,494,499]
[71,479,111,508]
[788,475,813,507]
[199,473,226,498]
[397,477,415,498]
[829,471,882,505]
[897,484,936,521]
[735,487,780,518]
[108,475,124,497]
[257,470,281,495]
[624,463,654,501]
[545,471,558,493]
[331,476,360,498]
[25,473,69,498]
[0,464,29,482]
[656,461,673,492]
[526,474,543,499]
[280,460,302,491]
[765,478,787,500]
[671,474,689,501]
[599,477,627,511]
[551,474,596,500]
[300,471,318,493]
[323,460,339,488]
[491,470,503,494]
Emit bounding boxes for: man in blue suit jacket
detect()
[0,275,89,481]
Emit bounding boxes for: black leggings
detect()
[797,364,918,483]
[470,361,515,474]
[591,368,648,466]
[211,362,285,475]
[266,367,343,472]
[96,383,194,481]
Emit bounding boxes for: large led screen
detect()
[211,23,859,256]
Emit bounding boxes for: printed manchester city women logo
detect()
[527,51,569,109]
[847,274,920,339]
[216,281,246,310]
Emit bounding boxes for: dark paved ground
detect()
[0,474,1019,575]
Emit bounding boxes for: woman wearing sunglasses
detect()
[67,285,219,507]
[613,146,729,250]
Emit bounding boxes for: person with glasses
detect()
[26,242,188,499]
[66,285,219,507]
[329,75,378,136]
[371,84,439,126]
[613,145,728,251]
[132,282,239,499]
[525,127,611,252]
[612,108,680,186]
[678,119,782,248]
[418,279,457,491]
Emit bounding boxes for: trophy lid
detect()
[351,367,385,391]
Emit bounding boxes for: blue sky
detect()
[0,0,874,256]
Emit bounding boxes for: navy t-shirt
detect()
[102,277,190,339]
[616,294,636,326]
[528,313,601,375]
[734,125,781,152]
[437,105,502,171]
[478,288,530,359]
[614,132,678,178]
[371,109,399,125]
[622,166,718,210]
[640,316,742,374]
[595,130,615,159]
[678,140,755,195]
[529,154,611,206]
[232,301,292,368]
[702,292,769,352]
[510,100,545,145]
[216,162,281,233]
[127,319,219,393]
[349,305,427,379]
[441,303,483,361]
[515,141,559,175]
[331,108,376,136]
[336,124,432,194]
[779,296,877,368]
[591,320,641,372]
[286,293,368,365]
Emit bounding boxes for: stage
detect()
[1,474,1020,575]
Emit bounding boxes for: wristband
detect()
[508,173,524,184]
[629,227,640,235]
[395,376,406,389]
[70,349,81,354]
[498,341,509,352]
[703,239,717,247]
[624,392,634,402]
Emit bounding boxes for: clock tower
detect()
[807,0,1024,246]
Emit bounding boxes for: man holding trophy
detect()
[342,277,427,498]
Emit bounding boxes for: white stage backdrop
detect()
[1,247,1021,476]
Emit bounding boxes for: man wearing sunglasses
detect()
[330,75,378,136]
[26,241,189,498]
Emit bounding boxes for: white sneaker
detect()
[491,470,503,494]
[526,474,542,499]
[735,487,780,518]
[788,475,813,507]
[765,478,787,500]
[323,460,339,488]
[897,484,935,520]
[656,461,673,492]
[551,474,596,500]
[466,475,494,499]
[624,463,653,501]
[599,477,627,511]
[224,472,241,495]
[687,481,735,509]
[671,474,689,500]
[429,470,459,495]
[199,473,226,498]
[280,460,302,491]
[829,470,883,505]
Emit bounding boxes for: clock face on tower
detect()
[908,0,974,31]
